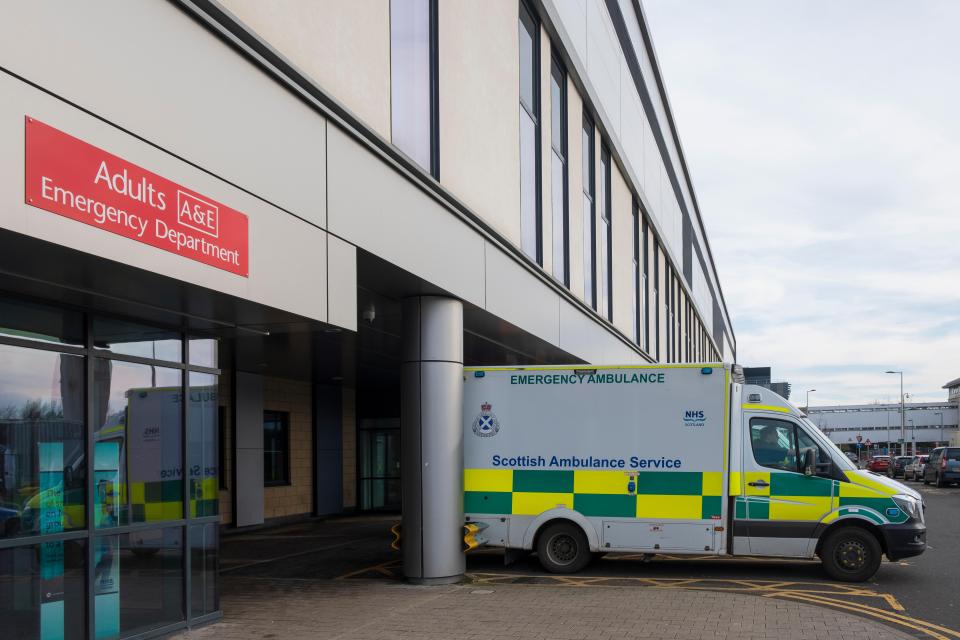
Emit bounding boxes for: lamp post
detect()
[806,389,816,415]
[885,371,905,456]
[934,411,944,447]
[908,419,915,456]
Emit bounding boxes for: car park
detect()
[904,455,929,481]
[888,455,913,479]
[867,455,890,473]
[923,447,960,487]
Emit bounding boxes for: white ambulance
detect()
[462,364,925,582]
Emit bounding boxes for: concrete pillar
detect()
[233,370,264,527]
[401,296,464,583]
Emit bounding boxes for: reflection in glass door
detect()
[359,419,400,511]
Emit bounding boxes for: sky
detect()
[643,0,960,406]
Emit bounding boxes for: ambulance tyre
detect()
[820,527,882,582]
[536,522,591,574]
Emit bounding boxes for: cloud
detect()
[644,0,960,405]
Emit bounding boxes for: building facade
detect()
[808,402,959,456]
[0,1,734,637]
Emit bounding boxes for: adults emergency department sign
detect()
[24,117,249,276]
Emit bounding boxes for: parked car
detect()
[888,455,913,479]
[923,447,960,487]
[866,455,890,473]
[904,455,929,481]
[844,451,859,464]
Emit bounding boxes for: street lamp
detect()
[806,389,816,414]
[908,419,915,456]
[934,411,944,447]
[885,371,905,456]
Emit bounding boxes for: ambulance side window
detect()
[749,418,797,472]
[795,426,830,468]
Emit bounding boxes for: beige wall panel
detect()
[559,302,644,365]
[327,126,485,308]
[0,0,327,227]
[567,82,585,301]
[222,0,391,140]
[438,0,520,245]
[484,241,561,346]
[0,75,331,324]
[328,236,358,332]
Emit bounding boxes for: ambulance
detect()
[462,363,926,582]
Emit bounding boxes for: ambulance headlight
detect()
[892,494,920,520]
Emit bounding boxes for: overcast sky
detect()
[643,0,960,406]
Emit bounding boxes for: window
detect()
[263,410,290,486]
[218,406,228,490]
[653,241,660,360]
[390,0,438,176]
[750,418,829,474]
[519,3,541,263]
[599,145,612,321]
[582,116,596,308]
[632,204,640,344]
[665,264,672,362]
[642,217,649,351]
[550,58,568,286]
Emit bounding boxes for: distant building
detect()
[944,377,960,445]
[807,402,958,455]
[743,366,792,400]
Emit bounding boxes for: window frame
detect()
[599,143,612,321]
[549,56,569,287]
[582,114,596,310]
[389,0,439,178]
[518,1,543,265]
[263,410,291,487]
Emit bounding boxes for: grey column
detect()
[234,370,265,527]
[401,296,464,583]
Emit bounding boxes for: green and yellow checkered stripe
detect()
[733,471,907,524]
[465,469,724,520]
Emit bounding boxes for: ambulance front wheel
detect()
[820,527,882,582]
[536,522,591,574]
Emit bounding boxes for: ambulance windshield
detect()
[802,417,856,471]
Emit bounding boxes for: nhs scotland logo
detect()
[472,402,501,438]
[682,410,705,427]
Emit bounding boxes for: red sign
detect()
[24,117,248,276]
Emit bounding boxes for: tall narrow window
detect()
[642,217,649,352]
[653,241,660,361]
[599,145,612,321]
[665,264,672,362]
[550,59,568,285]
[519,4,541,263]
[632,203,640,345]
[582,116,596,308]
[390,0,438,176]
[263,410,290,486]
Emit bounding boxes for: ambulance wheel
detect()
[820,527,882,582]
[536,522,590,574]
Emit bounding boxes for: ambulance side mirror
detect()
[802,448,816,476]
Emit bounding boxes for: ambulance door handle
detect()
[748,480,769,488]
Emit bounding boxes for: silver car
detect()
[904,455,928,481]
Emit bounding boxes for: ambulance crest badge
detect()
[472,402,500,437]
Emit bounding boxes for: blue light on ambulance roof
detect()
[701,367,713,375]
[474,371,485,378]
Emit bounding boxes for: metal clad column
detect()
[401,296,464,583]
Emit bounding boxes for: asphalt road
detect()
[220,483,960,638]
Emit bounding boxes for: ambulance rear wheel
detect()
[820,527,882,582]
[536,522,590,574]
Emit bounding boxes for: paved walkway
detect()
[174,576,912,640]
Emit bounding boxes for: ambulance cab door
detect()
[740,413,835,557]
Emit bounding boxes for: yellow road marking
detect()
[335,559,402,580]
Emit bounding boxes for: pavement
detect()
[170,481,960,640]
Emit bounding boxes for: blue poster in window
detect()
[38,442,65,640]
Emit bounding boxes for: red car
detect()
[867,455,890,472]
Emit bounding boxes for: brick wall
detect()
[262,376,313,520]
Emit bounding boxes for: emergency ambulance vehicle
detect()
[463,364,926,582]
